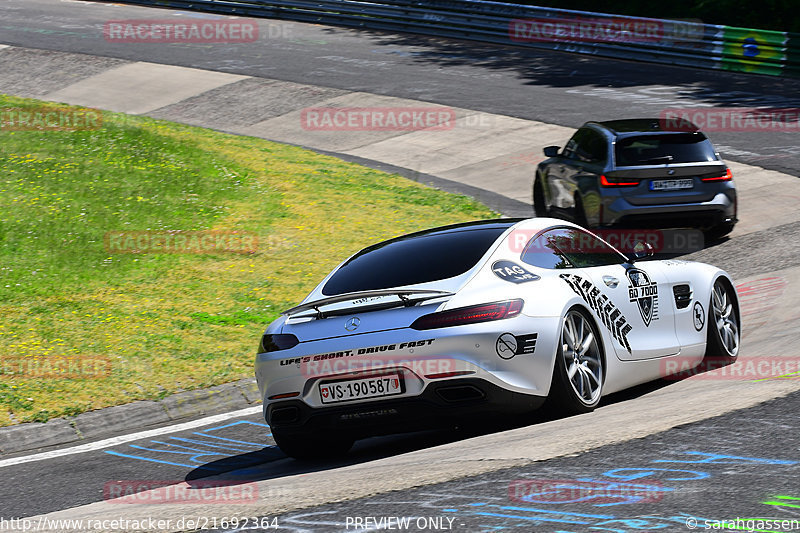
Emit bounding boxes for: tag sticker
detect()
[492,260,540,284]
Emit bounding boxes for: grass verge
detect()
[0,94,496,426]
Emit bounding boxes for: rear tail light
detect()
[425,371,475,379]
[410,299,524,330]
[259,334,299,353]
[701,168,733,182]
[600,174,639,187]
[268,392,300,400]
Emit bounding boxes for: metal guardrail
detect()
[97,0,800,78]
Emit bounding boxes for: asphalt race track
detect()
[0,1,799,531]
[255,390,800,532]
[2,0,800,175]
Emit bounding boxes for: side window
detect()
[583,130,608,165]
[562,129,590,160]
[560,228,626,267]
[521,229,574,269]
[573,129,607,165]
[521,228,626,269]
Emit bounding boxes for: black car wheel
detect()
[533,176,549,217]
[704,221,736,242]
[704,278,740,361]
[573,195,589,228]
[548,307,604,415]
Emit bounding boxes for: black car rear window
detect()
[615,133,717,166]
[321,223,512,295]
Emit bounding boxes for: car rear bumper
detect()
[265,377,545,439]
[602,191,736,229]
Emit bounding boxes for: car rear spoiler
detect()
[282,289,453,319]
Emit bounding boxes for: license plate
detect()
[319,373,403,404]
[650,178,694,191]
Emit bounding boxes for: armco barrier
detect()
[90,0,800,78]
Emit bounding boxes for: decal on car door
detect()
[626,268,659,327]
[560,273,632,353]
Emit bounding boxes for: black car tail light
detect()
[600,174,639,187]
[410,299,523,330]
[701,168,733,182]
[259,334,299,353]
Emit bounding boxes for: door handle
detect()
[603,275,619,288]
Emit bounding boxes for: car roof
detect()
[587,118,701,135]
[375,218,523,243]
[352,217,574,255]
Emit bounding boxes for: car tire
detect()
[272,429,354,460]
[704,222,735,242]
[573,196,589,228]
[548,307,604,415]
[533,176,549,217]
[704,278,740,361]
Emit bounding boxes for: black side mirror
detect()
[629,241,655,262]
[543,146,560,157]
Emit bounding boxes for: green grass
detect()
[0,94,496,426]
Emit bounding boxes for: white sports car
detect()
[255,218,740,458]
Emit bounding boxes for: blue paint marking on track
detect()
[103,450,214,469]
[166,437,255,452]
[200,420,267,432]
[601,468,710,481]
[194,420,271,443]
[104,418,274,468]
[652,451,798,465]
[466,503,615,522]
[491,505,615,519]
[472,512,590,525]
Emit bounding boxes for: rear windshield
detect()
[615,133,718,166]
[321,224,511,295]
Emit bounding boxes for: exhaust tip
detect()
[436,385,485,403]
[270,406,300,425]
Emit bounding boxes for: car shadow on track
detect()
[183,360,733,487]
[183,420,538,485]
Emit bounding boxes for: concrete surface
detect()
[46,61,248,114]
[0,378,259,455]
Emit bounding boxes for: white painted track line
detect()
[0,406,262,469]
